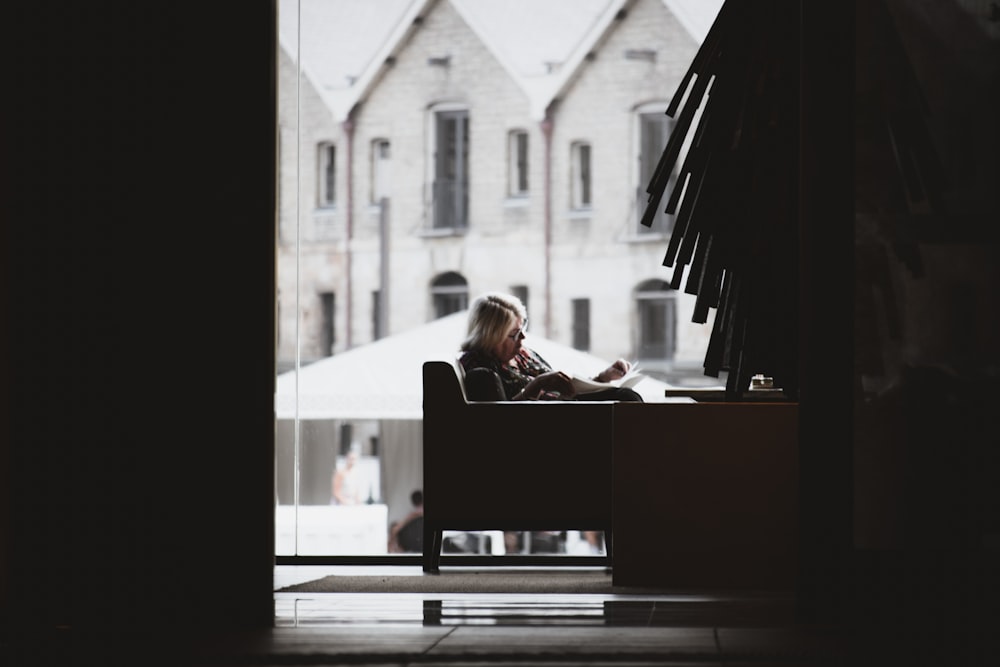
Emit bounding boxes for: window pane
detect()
[434,111,469,229]
[371,139,390,204]
[580,144,591,206]
[572,298,591,351]
[509,130,529,195]
[320,292,335,356]
[432,272,469,318]
[319,143,336,207]
[637,294,676,360]
[638,112,674,234]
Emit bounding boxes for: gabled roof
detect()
[277,0,433,122]
[450,0,622,120]
[452,0,724,119]
[661,0,725,45]
[278,0,724,122]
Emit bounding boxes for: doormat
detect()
[277,569,636,594]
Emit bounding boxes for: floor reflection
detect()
[275,593,796,628]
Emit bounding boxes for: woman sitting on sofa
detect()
[459,291,642,403]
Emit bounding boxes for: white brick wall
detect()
[278,0,721,381]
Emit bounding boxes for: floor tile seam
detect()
[421,625,460,657]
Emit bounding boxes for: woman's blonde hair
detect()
[461,292,527,353]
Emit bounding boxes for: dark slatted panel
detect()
[640,0,800,400]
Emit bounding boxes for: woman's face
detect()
[491,316,526,364]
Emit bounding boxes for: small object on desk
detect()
[664,378,790,402]
[663,387,728,402]
[747,374,787,401]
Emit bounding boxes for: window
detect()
[635,280,676,360]
[431,272,469,318]
[637,109,675,234]
[319,292,335,356]
[571,141,592,209]
[510,285,529,318]
[318,142,336,207]
[433,110,469,229]
[372,289,384,340]
[571,298,591,351]
[508,130,529,196]
[371,139,391,205]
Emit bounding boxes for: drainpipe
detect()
[541,111,554,337]
[342,116,355,348]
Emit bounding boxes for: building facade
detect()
[278,0,724,384]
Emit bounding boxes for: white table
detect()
[275,504,388,555]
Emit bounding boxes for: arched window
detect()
[431,272,468,318]
[635,279,676,360]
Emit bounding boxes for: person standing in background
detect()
[331,448,363,505]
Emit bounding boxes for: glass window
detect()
[571,141,592,209]
[637,110,675,234]
[319,291,335,357]
[636,280,676,360]
[372,289,384,340]
[433,110,469,229]
[572,298,591,351]
[371,139,391,205]
[318,142,336,207]
[510,285,529,319]
[431,272,469,318]
[508,130,529,196]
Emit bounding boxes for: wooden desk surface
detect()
[663,388,791,402]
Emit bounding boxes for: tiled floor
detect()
[209,565,853,666]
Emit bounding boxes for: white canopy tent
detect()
[275,310,678,420]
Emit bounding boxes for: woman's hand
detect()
[594,359,631,383]
[515,371,576,400]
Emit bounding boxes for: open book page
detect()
[570,367,645,395]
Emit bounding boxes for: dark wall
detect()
[850,0,1000,661]
[3,0,277,644]
[2,0,995,663]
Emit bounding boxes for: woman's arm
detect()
[514,370,576,400]
[594,358,631,383]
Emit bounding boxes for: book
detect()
[570,367,645,395]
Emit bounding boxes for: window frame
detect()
[431,108,470,230]
[370,138,391,206]
[635,280,677,361]
[636,105,676,235]
[507,129,529,197]
[430,271,469,318]
[571,298,591,351]
[570,141,592,210]
[317,141,337,208]
[319,291,335,357]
